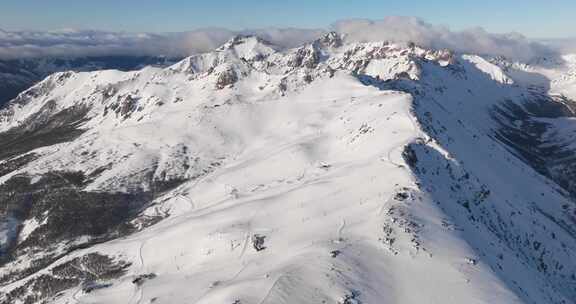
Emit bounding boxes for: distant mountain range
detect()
[0,56,180,108]
[2,33,576,304]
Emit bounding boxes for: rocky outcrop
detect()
[215,68,239,89]
[2,253,131,304]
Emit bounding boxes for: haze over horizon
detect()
[0,15,572,62]
[2,0,575,39]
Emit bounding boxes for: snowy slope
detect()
[491,53,576,99]
[1,33,576,304]
[0,56,179,109]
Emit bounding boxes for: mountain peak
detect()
[216,34,278,61]
[218,34,271,48]
[314,31,343,48]
[4,27,576,304]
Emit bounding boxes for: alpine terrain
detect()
[0,56,179,108]
[1,32,576,304]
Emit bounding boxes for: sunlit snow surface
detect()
[51,77,518,304]
[1,35,576,304]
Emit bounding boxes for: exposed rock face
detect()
[215,68,239,89]
[316,31,343,49]
[1,33,576,304]
[287,45,321,68]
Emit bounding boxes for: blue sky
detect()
[2,0,574,38]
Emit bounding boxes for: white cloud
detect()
[0,29,171,59]
[539,38,576,56]
[0,17,566,62]
[0,27,324,60]
[332,17,557,62]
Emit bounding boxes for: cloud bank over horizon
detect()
[332,17,558,62]
[0,27,325,60]
[0,17,570,62]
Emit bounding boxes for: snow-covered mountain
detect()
[0,56,180,108]
[1,33,576,304]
